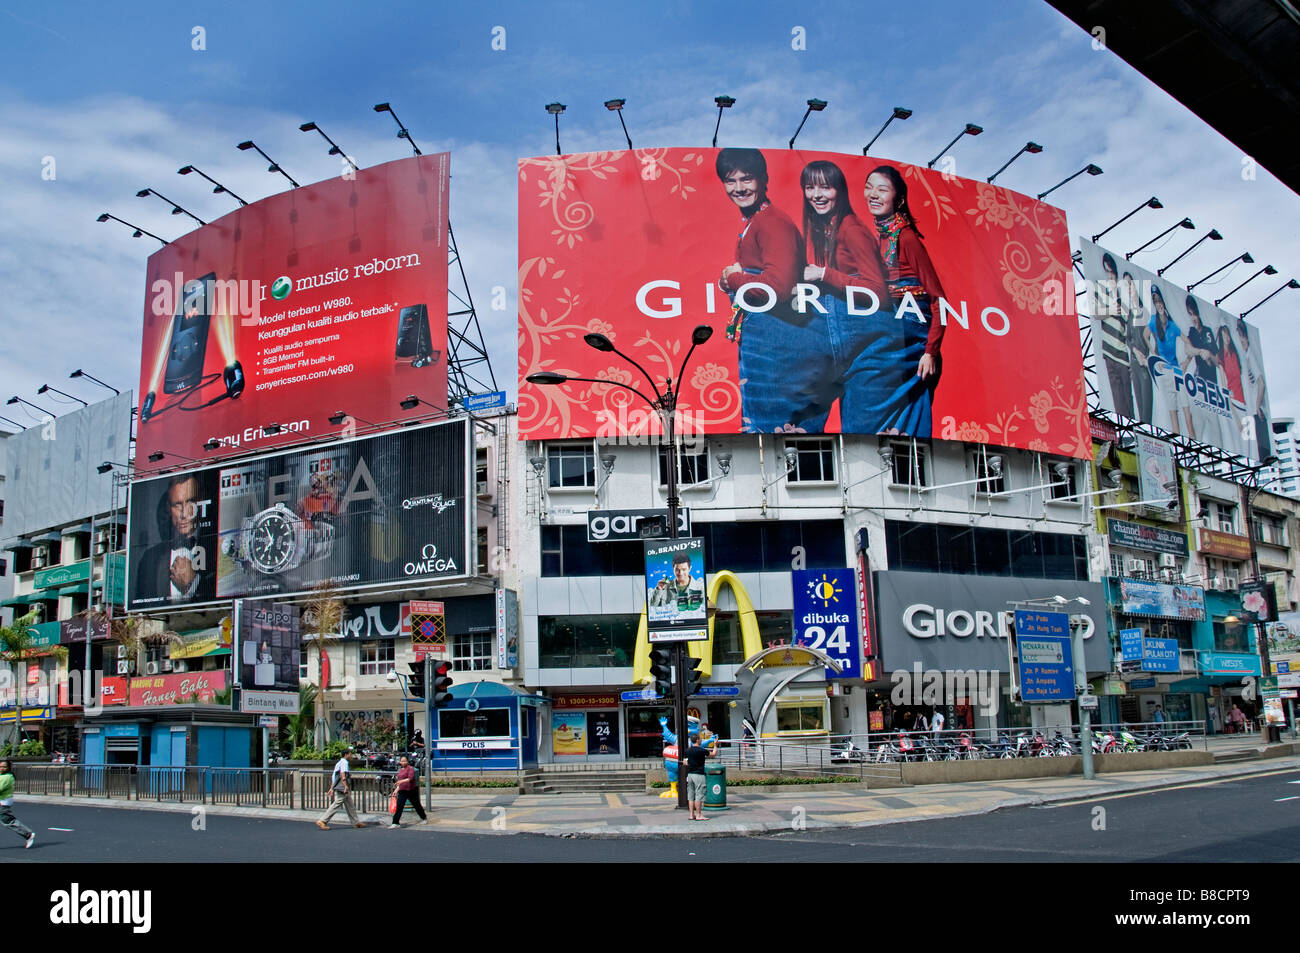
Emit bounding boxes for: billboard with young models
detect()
[126,418,471,610]
[136,154,450,465]
[518,147,1087,457]
[1079,239,1272,461]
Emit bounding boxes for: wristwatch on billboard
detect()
[223,503,334,575]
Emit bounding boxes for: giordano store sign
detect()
[873,571,1110,674]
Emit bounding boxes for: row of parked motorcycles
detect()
[832,727,1193,764]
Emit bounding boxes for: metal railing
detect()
[710,737,904,782]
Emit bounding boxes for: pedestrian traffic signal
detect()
[407,660,426,698]
[684,655,703,696]
[431,659,454,708]
[650,645,673,686]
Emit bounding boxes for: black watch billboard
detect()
[126,418,471,609]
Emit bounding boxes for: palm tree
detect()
[80,609,183,677]
[301,585,344,748]
[285,681,319,752]
[0,609,70,753]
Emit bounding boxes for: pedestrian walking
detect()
[387,755,428,828]
[1152,705,1165,725]
[316,748,364,830]
[0,759,36,849]
[1229,703,1246,734]
[930,708,945,737]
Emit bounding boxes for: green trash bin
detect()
[703,763,727,811]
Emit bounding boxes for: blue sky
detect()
[1,0,1297,427]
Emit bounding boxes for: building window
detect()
[786,438,835,483]
[300,647,309,681]
[453,632,493,672]
[1209,501,1237,535]
[885,520,1088,581]
[477,526,489,575]
[1254,514,1287,547]
[1047,462,1075,501]
[886,442,928,488]
[475,447,490,496]
[539,615,638,668]
[1212,616,1251,653]
[546,444,596,488]
[1205,557,1240,591]
[359,639,395,676]
[973,452,1005,495]
[776,701,827,732]
[657,443,709,486]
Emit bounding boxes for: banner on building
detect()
[135,154,450,465]
[1107,518,1188,556]
[126,418,471,609]
[520,148,1086,456]
[1134,435,1180,519]
[1118,578,1206,621]
[1080,238,1272,461]
[235,600,300,692]
[792,568,860,679]
[644,537,707,641]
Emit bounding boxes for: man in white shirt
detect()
[930,708,945,737]
[316,749,364,829]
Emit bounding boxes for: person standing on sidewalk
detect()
[0,759,36,849]
[685,734,716,821]
[317,749,364,830]
[930,708,945,737]
[388,755,427,828]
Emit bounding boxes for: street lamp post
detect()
[528,323,714,809]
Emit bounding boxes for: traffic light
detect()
[431,659,454,708]
[684,655,703,697]
[649,645,673,692]
[407,660,426,698]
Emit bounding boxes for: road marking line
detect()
[605,794,623,808]
[48,827,73,832]
[1275,796,1300,802]
[1045,769,1300,806]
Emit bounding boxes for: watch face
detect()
[249,508,298,574]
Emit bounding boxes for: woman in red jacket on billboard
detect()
[863,164,946,435]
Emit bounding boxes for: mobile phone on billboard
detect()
[163,272,216,393]
[394,303,432,363]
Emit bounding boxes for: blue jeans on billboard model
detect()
[736,283,929,435]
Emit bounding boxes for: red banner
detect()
[128,670,228,707]
[137,154,449,465]
[519,148,1086,457]
[100,676,129,706]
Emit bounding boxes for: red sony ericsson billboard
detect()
[519,147,1087,457]
[126,418,471,611]
[137,154,450,464]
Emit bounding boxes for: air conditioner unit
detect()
[1161,568,1177,582]
[116,644,127,659]
[1225,578,1238,591]
[476,481,491,497]
[1211,575,1225,590]
[116,660,129,675]
[1159,554,1178,569]
[93,534,108,556]
[1125,558,1145,575]
[161,658,173,672]
[31,551,47,569]
[173,660,189,674]
[145,661,160,675]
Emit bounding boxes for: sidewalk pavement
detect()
[18,748,1300,839]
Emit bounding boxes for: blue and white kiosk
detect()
[431,681,546,771]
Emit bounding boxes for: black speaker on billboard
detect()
[163,272,217,393]
[394,303,437,367]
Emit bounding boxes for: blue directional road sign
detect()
[1141,636,1180,673]
[1015,609,1076,702]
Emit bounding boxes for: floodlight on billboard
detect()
[126,418,472,610]
[136,154,450,465]
[518,147,1088,457]
[1078,238,1272,462]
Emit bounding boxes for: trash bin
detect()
[703,763,727,811]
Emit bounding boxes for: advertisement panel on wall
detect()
[1107,518,1188,556]
[126,418,471,609]
[1118,578,1206,621]
[792,568,861,679]
[2,391,134,538]
[519,148,1086,456]
[872,572,1109,673]
[1079,238,1272,461]
[136,154,450,465]
[1135,434,1180,519]
[235,600,300,692]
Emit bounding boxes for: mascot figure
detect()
[658,715,716,799]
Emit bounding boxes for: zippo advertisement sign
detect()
[126,418,471,610]
[136,154,450,465]
[519,147,1086,457]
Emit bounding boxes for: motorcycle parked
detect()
[832,740,866,764]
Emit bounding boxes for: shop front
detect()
[432,681,543,771]
[872,572,1110,731]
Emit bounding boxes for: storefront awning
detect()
[33,531,62,543]
[0,596,32,608]
[8,538,34,551]
[57,584,90,596]
[65,522,93,535]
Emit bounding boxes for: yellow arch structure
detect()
[632,569,764,683]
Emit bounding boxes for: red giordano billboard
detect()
[519,148,1088,457]
[137,154,450,464]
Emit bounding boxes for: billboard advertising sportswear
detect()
[1079,238,1272,461]
[519,147,1087,457]
[136,154,450,465]
[126,418,471,610]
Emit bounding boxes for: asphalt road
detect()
[5,768,1298,864]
